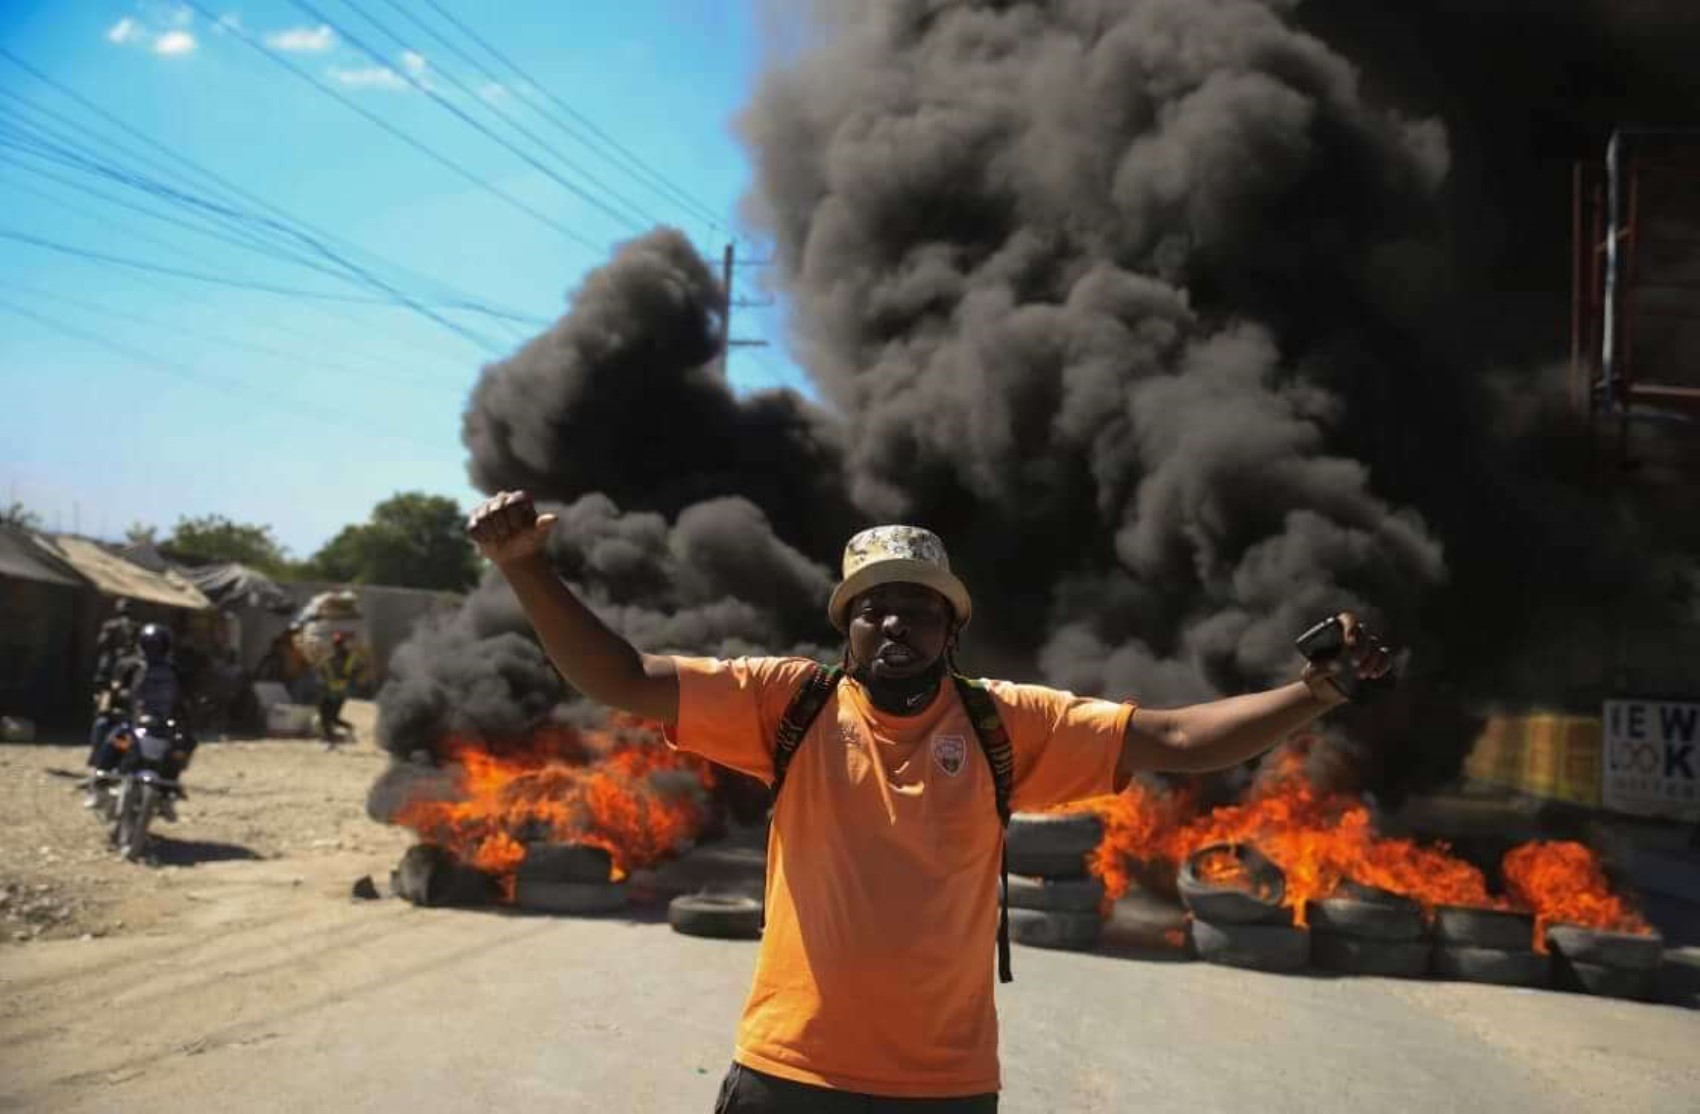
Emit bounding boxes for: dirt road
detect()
[2,711,1695,1112]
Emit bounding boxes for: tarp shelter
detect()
[180,562,298,675]
[0,526,85,724]
[9,533,216,727]
[39,535,213,612]
[180,562,294,613]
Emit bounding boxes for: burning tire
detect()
[669,894,763,940]
[1189,918,1310,974]
[1177,844,1290,926]
[1308,887,1427,942]
[1431,945,1551,989]
[1006,812,1102,879]
[393,844,501,907]
[1432,905,1537,951]
[1310,931,1432,979]
[1545,925,1664,971]
[513,878,630,915]
[1008,908,1102,951]
[1007,874,1105,914]
[517,843,615,884]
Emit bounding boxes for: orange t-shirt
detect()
[664,656,1135,1098]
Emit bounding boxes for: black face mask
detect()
[848,651,949,716]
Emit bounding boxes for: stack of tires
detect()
[1307,882,1432,978]
[1180,844,1308,973]
[1430,905,1549,988]
[1004,812,1107,952]
[1547,923,1665,1001]
[513,843,630,914]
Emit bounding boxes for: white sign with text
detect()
[1603,699,1700,820]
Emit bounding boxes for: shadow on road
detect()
[147,837,264,866]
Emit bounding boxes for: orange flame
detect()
[1192,846,1280,902]
[1058,735,1524,927]
[1502,840,1652,950]
[394,717,712,901]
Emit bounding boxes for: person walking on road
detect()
[317,632,364,748]
[468,489,1394,1114]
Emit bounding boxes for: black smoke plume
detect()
[378,229,841,761]
[378,1,1698,805]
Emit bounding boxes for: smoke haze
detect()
[376,0,1698,802]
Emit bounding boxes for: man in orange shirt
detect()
[468,490,1392,1112]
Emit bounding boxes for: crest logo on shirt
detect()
[932,734,967,777]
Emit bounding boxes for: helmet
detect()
[137,623,172,661]
[113,598,130,616]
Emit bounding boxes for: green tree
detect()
[161,514,291,574]
[1,501,41,530]
[302,492,478,591]
[124,522,159,547]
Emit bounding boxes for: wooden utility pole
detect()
[717,240,771,378]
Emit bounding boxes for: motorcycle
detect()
[103,716,187,861]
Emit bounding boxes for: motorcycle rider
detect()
[93,598,139,687]
[86,599,139,771]
[88,623,198,820]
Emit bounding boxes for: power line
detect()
[0,52,546,333]
[0,163,290,284]
[0,80,536,355]
[0,169,514,373]
[0,117,439,302]
[286,0,647,234]
[0,109,340,272]
[0,128,366,286]
[0,293,445,451]
[0,226,504,315]
[0,165,527,371]
[1,128,506,354]
[0,139,543,339]
[328,0,662,233]
[173,1,606,256]
[414,0,735,235]
[0,277,470,395]
[0,115,521,351]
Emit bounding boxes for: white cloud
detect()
[107,5,199,54]
[153,30,197,55]
[328,66,407,91]
[265,24,334,52]
[400,50,426,76]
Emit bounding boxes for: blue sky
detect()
[0,0,805,557]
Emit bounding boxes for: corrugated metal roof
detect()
[35,534,213,610]
[0,526,81,587]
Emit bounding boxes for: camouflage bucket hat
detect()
[826,525,972,632]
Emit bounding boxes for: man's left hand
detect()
[1301,612,1395,706]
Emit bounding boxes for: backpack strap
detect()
[771,663,842,796]
[952,674,1016,984]
[762,662,841,935]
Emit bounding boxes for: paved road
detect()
[2,861,1694,1114]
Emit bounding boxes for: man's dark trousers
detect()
[713,1063,996,1113]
